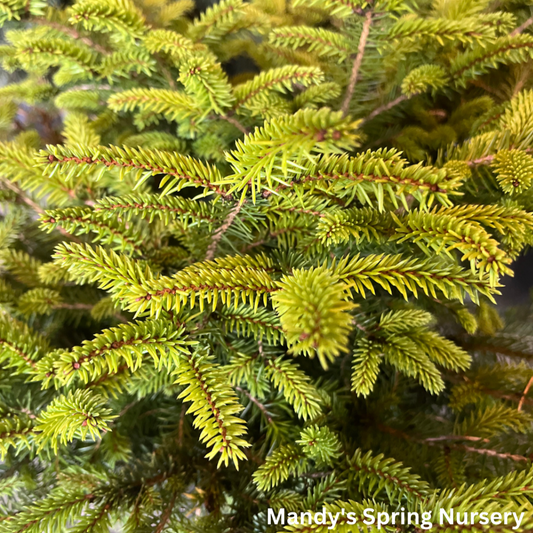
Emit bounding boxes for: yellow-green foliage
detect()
[0,0,533,531]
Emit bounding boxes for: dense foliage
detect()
[1,0,533,530]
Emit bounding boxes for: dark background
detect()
[497,252,533,307]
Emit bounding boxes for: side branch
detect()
[205,201,245,260]
[518,375,533,411]
[34,18,109,54]
[236,386,273,423]
[511,16,533,36]
[364,94,408,123]
[378,424,529,463]
[467,147,533,167]
[1,178,82,243]
[221,114,249,135]
[154,492,177,533]
[341,10,372,116]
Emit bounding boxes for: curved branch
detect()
[341,11,372,116]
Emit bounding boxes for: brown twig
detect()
[424,435,489,443]
[18,407,36,419]
[364,94,408,123]
[518,375,533,411]
[511,16,533,36]
[205,200,245,260]
[154,492,178,533]
[155,55,177,89]
[341,10,372,116]
[65,83,113,92]
[56,302,94,311]
[119,400,138,417]
[0,338,37,368]
[471,79,503,98]
[351,318,368,333]
[1,178,82,243]
[378,423,529,463]
[513,64,531,96]
[466,147,533,167]
[236,386,273,424]
[456,444,529,463]
[221,114,249,135]
[177,404,186,446]
[1,178,45,215]
[34,19,109,54]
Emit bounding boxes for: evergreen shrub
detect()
[0,0,533,530]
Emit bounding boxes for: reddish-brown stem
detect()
[236,386,273,423]
[341,11,372,116]
[518,375,533,411]
[154,492,177,533]
[1,178,81,243]
[364,94,409,123]
[34,19,109,54]
[220,114,249,135]
[511,16,533,36]
[378,424,529,463]
[0,338,37,368]
[205,201,245,260]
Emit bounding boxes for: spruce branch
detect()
[188,0,245,43]
[34,390,115,453]
[0,316,47,372]
[389,15,500,45]
[124,254,278,315]
[272,265,355,369]
[0,142,78,204]
[268,27,352,62]
[175,350,250,468]
[143,29,199,59]
[35,319,194,386]
[225,108,362,201]
[218,305,283,343]
[233,66,325,112]
[347,448,429,501]
[268,149,461,208]
[52,243,153,299]
[253,444,307,491]
[291,0,362,19]
[67,0,147,41]
[94,193,221,226]
[38,144,228,197]
[265,356,322,420]
[351,338,382,397]
[334,253,498,303]
[451,35,533,85]
[40,207,144,253]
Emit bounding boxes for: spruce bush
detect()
[1,0,533,530]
